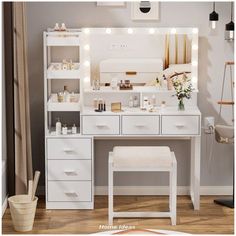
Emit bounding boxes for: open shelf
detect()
[46,127,81,137]
[47,93,80,111]
[47,63,80,79]
[46,34,80,46]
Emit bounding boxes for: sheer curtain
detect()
[13,2,33,194]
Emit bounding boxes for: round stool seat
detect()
[112,146,173,168]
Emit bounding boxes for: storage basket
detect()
[8,195,38,232]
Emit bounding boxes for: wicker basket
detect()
[8,194,38,232]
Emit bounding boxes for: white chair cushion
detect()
[112,146,173,168]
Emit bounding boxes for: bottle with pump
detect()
[56,118,62,135]
[134,96,139,107]
[72,124,77,134]
[162,75,168,90]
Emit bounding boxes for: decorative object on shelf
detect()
[53,23,67,32]
[57,92,64,103]
[61,23,67,31]
[95,99,106,112]
[143,96,149,110]
[54,23,60,31]
[151,94,156,107]
[93,79,100,90]
[119,80,133,90]
[69,92,78,103]
[156,77,161,89]
[93,98,98,109]
[62,124,68,135]
[129,96,134,108]
[225,2,234,41]
[61,59,75,70]
[133,96,139,107]
[172,73,193,111]
[72,124,77,134]
[209,2,219,30]
[56,118,62,135]
[161,101,166,108]
[111,78,118,90]
[162,75,168,90]
[131,1,159,21]
[63,85,70,102]
[111,102,122,112]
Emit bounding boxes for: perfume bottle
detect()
[62,124,68,135]
[134,96,139,107]
[143,97,149,110]
[129,96,134,108]
[63,86,70,102]
[72,124,77,134]
[56,118,61,135]
[151,94,156,107]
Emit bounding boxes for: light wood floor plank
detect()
[2,195,234,234]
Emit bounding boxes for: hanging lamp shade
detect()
[209,2,219,29]
[225,2,234,41]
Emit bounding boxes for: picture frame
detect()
[131,2,159,21]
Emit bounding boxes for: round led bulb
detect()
[149,28,155,34]
[192,61,198,66]
[171,28,177,34]
[192,77,197,83]
[84,77,90,82]
[84,60,90,67]
[127,28,133,34]
[192,44,198,50]
[84,44,90,51]
[192,28,198,34]
[84,28,90,34]
[106,28,112,34]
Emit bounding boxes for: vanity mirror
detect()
[81,28,198,90]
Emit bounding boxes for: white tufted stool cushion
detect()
[112,146,172,168]
[108,146,177,226]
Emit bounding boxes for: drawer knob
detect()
[64,170,77,176]
[64,192,78,197]
[175,124,185,128]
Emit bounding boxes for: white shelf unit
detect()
[44,29,94,209]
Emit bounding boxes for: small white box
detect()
[100,58,163,85]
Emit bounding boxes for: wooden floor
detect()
[2,196,234,234]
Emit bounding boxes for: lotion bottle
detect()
[129,96,134,108]
[56,118,61,135]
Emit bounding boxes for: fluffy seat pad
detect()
[112,146,174,168]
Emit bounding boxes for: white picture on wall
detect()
[131,1,159,20]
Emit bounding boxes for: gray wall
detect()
[26,2,234,188]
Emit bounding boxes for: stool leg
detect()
[108,163,113,225]
[171,162,177,225]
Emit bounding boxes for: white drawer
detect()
[48,181,91,202]
[161,115,200,135]
[82,115,120,135]
[48,160,91,181]
[122,115,160,135]
[47,138,91,159]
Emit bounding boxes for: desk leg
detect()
[190,136,201,210]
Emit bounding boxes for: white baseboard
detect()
[38,185,233,196]
[2,196,8,217]
[95,186,233,196]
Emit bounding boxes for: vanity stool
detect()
[108,146,177,225]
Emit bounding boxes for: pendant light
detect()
[209,2,219,29]
[225,2,234,41]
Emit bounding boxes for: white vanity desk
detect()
[81,105,201,210]
[44,27,201,211]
